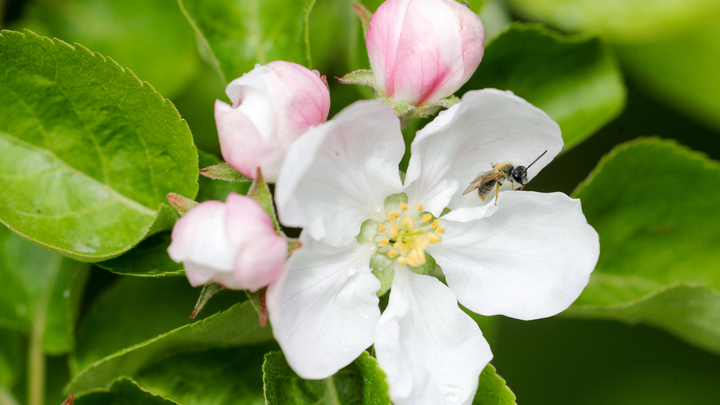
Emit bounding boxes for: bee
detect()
[462,150,548,204]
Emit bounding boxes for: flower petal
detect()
[375,266,492,405]
[404,89,563,214]
[275,100,405,246]
[430,191,599,320]
[167,200,235,272]
[367,0,484,105]
[215,99,286,181]
[224,193,287,291]
[220,61,330,182]
[266,233,381,379]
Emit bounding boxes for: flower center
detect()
[374,202,444,267]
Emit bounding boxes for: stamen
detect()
[428,233,442,244]
[374,201,441,269]
[407,249,426,266]
[401,216,414,229]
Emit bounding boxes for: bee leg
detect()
[494,182,500,205]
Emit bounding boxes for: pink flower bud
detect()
[167,193,287,291]
[215,61,331,182]
[366,0,485,106]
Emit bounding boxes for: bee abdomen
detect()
[477,179,498,200]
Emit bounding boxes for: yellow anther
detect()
[428,233,442,244]
[397,257,408,266]
[401,216,414,229]
[388,223,400,238]
[380,238,390,246]
[415,235,430,250]
[408,249,426,267]
[397,243,409,256]
[417,204,423,211]
[436,227,445,234]
[399,202,408,211]
[388,249,398,259]
[378,224,386,233]
[432,219,440,229]
[386,211,399,221]
[421,213,433,222]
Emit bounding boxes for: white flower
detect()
[268,89,599,404]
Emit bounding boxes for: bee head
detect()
[511,166,528,185]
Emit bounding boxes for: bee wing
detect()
[462,170,504,195]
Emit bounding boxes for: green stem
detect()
[27,317,45,405]
[324,377,340,405]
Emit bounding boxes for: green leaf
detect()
[21,0,200,98]
[134,345,276,405]
[178,0,317,83]
[0,225,89,354]
[96,151,250,277]
[0,30,198,262]
[73,377,178,405]
[473,364,517,405]
[68,298,273,393]
[198,150,250,202]
[504,0,720,43]
[95,232,184,277]
[263,351,391,405]
[248,172,281,233]
[613,16,720,132]
[71,276,244,373]
[461,24,625,151]
[568,138,720,354]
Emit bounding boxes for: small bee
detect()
[462,150,548,204]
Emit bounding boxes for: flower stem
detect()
[27,316,45,405]
[324,377,340,405]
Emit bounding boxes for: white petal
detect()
[375,267,492,405]
[275,100,405,246]
[266,233,381,379]
[404,89,563,214]
[430,191,599,320]
[167,201,235,272]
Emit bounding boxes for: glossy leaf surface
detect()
[69,297,272,392]
[568,138,720,354]
[263,351,391,405]
[178,0,316,83]
[0,30,198,262]
[73,377,178,405]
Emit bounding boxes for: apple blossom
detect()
[215,61,331,182]
[268,89,599,404]
[366,0,485,106]
[167,193,287,291]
